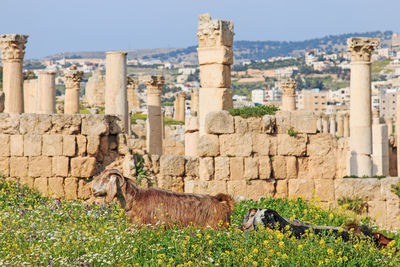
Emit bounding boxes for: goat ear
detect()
[106,175,118,203]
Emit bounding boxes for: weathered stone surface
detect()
[0,134,10,156]
[19,176,34,187]
[29,156,52,177]
[52,156,69,177]
[380,177,400,201]
[252,134,277,156]
[334,179,355,199]
[220,134,252,157]
[290,111,317,134]
[286,156,297,179]
[0,157,10,177]
[277,134,306,156]
[185,157,199,177]
[386,200,400,229]
[171,176,184,193]
[24,135,41,156]
[234,116,247,134]
[352,178,382,200]
[0,113,19,134]
[199,64,231,88]
[197,46,233,65]
[10,135,23,156]
[262,115,276,134]
[81,115,109,136]
[34,177,48,196]
[87,135,100,155]
[70,157,96,177]
[230,157,243,180]
[215,157,230,180]
[197,134,219,157]
[10,157,28,177]
[288,179,314,200]
[63,135,76,157]
[227,180,247,197]
[275,111,291,134]
[48,177,64,198]
[247,117,263,133]
[76,135,87,156]
[205,111,234,134]
[160,155,185,176]
[64,178,78,200]
[19,114,52,135]
[184,180,208,194]
[259,156,271,179]
[314,179,335,201]
[117,134,130,155]
[100,136,109,154]
[367,200,387,226]
[244,157,258,179]
[307,134,333,156]
[207,180,227,195]
[272,155,286,179]
[199,157,214,181]
[107,115,125,134]
[246,180,275,200]
[275,179,288,198]
[298,155,336,179]
[51,114,81,134]
[42,135,63,156]
[78,179,92,200]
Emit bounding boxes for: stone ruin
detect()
[85,69,105,107]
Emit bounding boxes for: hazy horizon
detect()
[2,0,400,59]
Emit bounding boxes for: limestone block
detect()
[380,177,400,201]
[76,135,87,156]
[258,156,271,179]
[207,180,228,195]
[19,114,52,135]
[215,157,230,180]
[48,177,64,198]
[199,64,231,88]
[10,157,28,177]
[262,115,276,134]
[275,111,291,134]
[23,135,42,156]
[205,111,234,134]
[246,179,275,200]
[367,200,387,227]
[0,157,10,177]
[314,179,335,201]
[64,177,78,200]
[220,134,252,157]
[227,180,247,197]
[171,177,184,193]
[197,134,220,157]
[252,134,277,156]
[0,135,10,156]
[0,113,19,134]
[230,157,243,180]
[51,114,81,135]
[244,157,259,179]
[34,177,48,196]
[277,134,306,156]
[70,157,96,177]
[286,156,297,179]
[184,180,208,194]
[52,156,69,177]
[334,179,356,200]
[157,175,172,190]
[290,111,317,134]
[185,157,199,177]
[272,155,286,179]
[298,155,336,179]
[78,179,92,200]
[288,179,314,200]
[234,116,247,134]
[107,115,125,134]
[160,155,185,176]
[275,180,288,198]
[386,200,400,229]
[199,157,214,181]
[42,135,63,156]
[246,117,263,133]
[10,135,23,156]
[19,177,34,188]
[81,115,109,136]
[62,135,76,157]
[307,134,333,156]
[352,178,382,201]
[87,135,100,156]
[117,134,130,155]
[28,156,52,177]
[197,47,233,65]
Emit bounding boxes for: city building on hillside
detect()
[251,88,282,105]
[380,89,398,119]
[328,87,350,103]
[251,89,264,104]
[297,88,328,113]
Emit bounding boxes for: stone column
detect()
[322,115,329,134]
[127,76,140,110]
[198,13,234,135]
[64,65,83,114]
[0,34,28,113]
[343,112,350,138]
[105,51,128,132]
[36,71,56,114]
[281,79,296,111]
[385,117,393,136]
[336,113,344,137]
[146,76,164,155]
[174,91,187,122]
[329,114,336,136]
[348,37,379,177]
[185,88,200,156]
[372,110,389,176]
[23,79,37,113]
[190,88,199,116]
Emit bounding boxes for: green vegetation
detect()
[165,118,184,125]
[1,179,399,265]
[337,197,367,214]
[287,127,298,137]
[228,105,278,118]
[233,58,303,71]
[131,113,184,125]
[391,182,400,198]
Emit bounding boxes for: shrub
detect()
[228,105,278,118]
[287,127,298,137]
[337,196,367,214]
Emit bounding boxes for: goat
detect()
[92,169,234,228]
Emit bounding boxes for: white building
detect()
[251,89,265,104]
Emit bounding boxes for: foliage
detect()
[164,118,184,125]
[391,182,400,198]
[131,113,184,125]
[0,180,399,266]
[287,127,298,137]
[337,197,367,214]
[134,155,149,186]
[228,105,278,118]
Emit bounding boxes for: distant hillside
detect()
[46,31,393,64]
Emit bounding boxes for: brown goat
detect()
[92,169,235,228]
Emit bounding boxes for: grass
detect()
[131,113,184,125]
[391,182,400,198]
[1,179,399,266]
[228,105,278,118]
[337,196,367,214]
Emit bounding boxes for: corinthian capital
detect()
[127,76,139,90]
[64,65,83,89]
[197,13,234,48]
[145,76,164,95]
[347,37,380,62]
[0,34,28,62]
[281,79,296,96]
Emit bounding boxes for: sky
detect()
[2,0,400,59]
